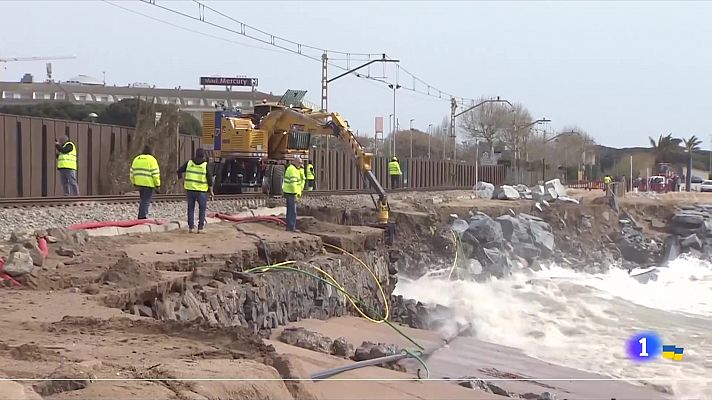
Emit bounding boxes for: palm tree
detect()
[649,134,682,164]
[682,135,702,191]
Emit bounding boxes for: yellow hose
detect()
[321,242,390,323]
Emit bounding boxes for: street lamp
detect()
[409,118,415,159]
[452,97,514,161]
[513,118,550,183]
[542,128,581,182]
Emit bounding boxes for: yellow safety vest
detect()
[283,164,302,195]
[184,160,209,192]
[130,154,161,188]
[306,163,315,180]
[298,167,306,191]
[388,160,402,176]
[57,141,77,170]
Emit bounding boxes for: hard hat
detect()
[392,156,398,161]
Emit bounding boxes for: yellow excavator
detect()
[201,90,391,229]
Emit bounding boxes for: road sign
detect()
[199,77,258,87]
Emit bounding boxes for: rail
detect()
[0,187,467,208]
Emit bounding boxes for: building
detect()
[0,79,280,119]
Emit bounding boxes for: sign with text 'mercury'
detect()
[199,77,258,87]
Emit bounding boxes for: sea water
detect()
[395,255,712,399]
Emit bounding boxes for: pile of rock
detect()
[0,228,87,283]
[663,205,712,263]
[451,212,556,280]
[474,179,580,210]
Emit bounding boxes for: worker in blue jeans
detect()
[282,157,303,231]
[177,148,214,233]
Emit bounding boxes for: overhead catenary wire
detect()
[132,0,472,105]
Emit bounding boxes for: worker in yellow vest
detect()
[388,156,402,189]
[55,134,80,196]
[306,160,316,191]
[603,175,612,193]
[178,148,214,233]
[282,157,303,232]
[130,145,161,220]
[297,162,306,193]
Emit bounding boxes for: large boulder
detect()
[545,178,568,198]
[474,181,495,200]
[616,225,655,265]
[3,250,34,277]
[481,247,510,278]
[528,221,555,255]
[496,215,530,243]
[278,327,333,354]
[670,211,706,236]
[495,185,520,200]
[465,214,504,245]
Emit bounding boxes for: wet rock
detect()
[3,250,35,277]
[474,181,495,200]
[496,215,529,243]
[331,337,353,358]
[45,235,58,244]
[278,327,333,354]
[56,246,79,257]
[466,214,503,245]
[617,225,656,265]
[679,233,703,250]
[481,247,509,278]
[529,221,555,255]
[353,341,376,361]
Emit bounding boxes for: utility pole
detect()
[389,84,401,157]
[449,98,457,160]
[409,118,415,159]
[428,123,433,159]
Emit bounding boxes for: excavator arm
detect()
[259,108,390,225]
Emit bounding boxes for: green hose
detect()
[243,262,430,377]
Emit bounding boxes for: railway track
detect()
[0,187,467,208]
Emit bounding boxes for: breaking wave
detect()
[395,255,712,399]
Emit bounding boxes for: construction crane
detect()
[0,55,76,64]
[0,55,76,81]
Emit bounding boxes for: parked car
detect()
[700,180,712,193]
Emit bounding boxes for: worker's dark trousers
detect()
[306,179,315,191]
[390,175,400,189]
[186,190,208,230]
[137,187,154,219]
[59,168,80,196]
[285,194,297,231]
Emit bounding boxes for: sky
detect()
[2,0,711,148]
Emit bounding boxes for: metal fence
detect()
[0,113,505,197]
[0,113,201,198]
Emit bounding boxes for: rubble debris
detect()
[56,246,79,257]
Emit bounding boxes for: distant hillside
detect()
[596,144,711,176]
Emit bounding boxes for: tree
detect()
[682,135,702,191]
[649,133,682,164]
[499,103,532,181]
[459,98,512,154]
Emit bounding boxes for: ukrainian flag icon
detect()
[662,345,684,361]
